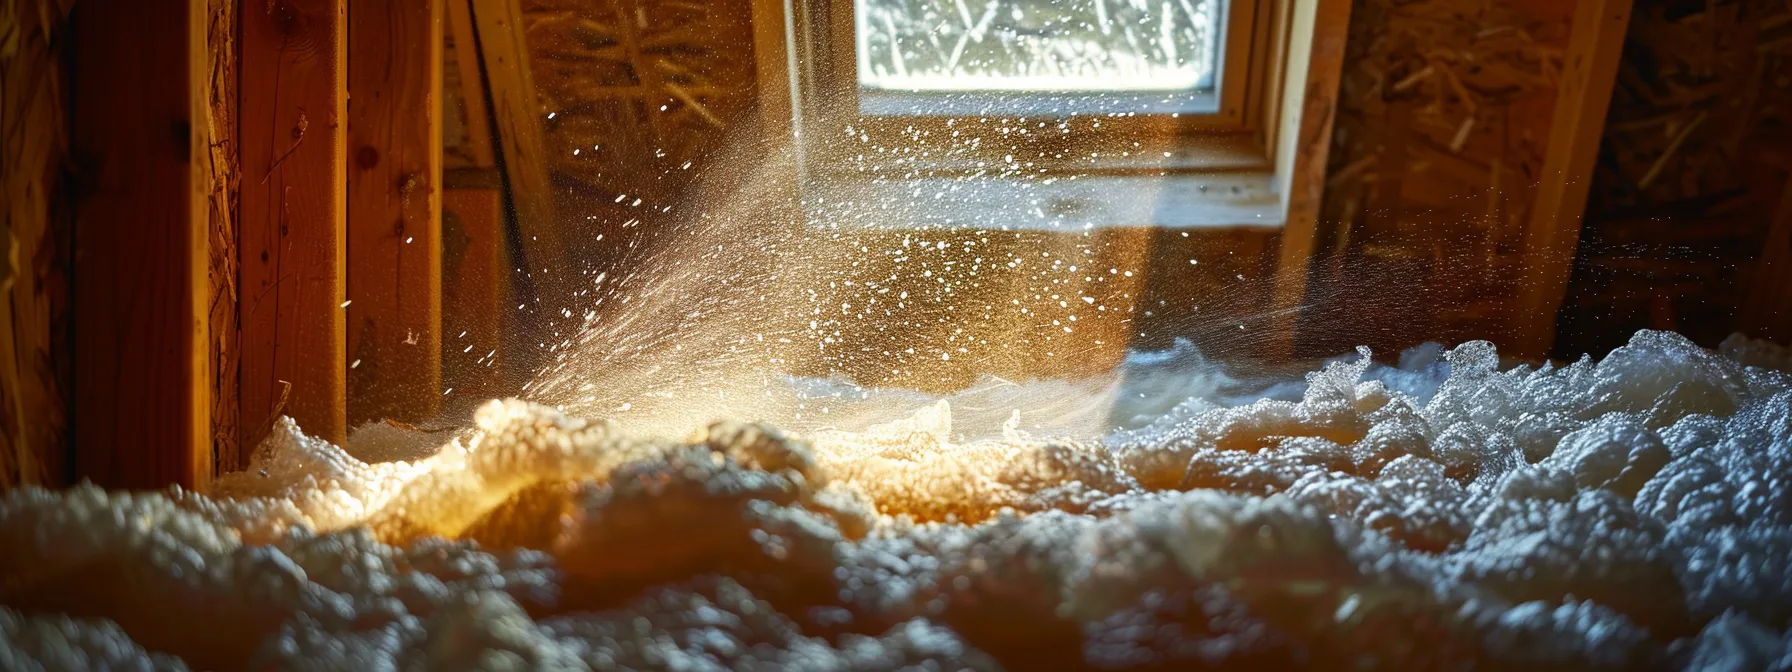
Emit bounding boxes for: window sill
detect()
[803,171,1283,231]
[857,89,1222,118]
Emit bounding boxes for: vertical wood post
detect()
[1512,0,1634,360]
[347,0,444,427]
[240,0,348,446]
[71,0,214,488]
[441,0,510,408]
[1268,0,1354,357]
[442,184,508,404]
[446,0,496,169]
[1741,173,1792,342]
[464,0,567,311]
[749,0,798,146]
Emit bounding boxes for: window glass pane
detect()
[855,0,1226,93]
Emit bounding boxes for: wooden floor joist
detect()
[347,0,445,427]
[240,0,349,446]
[70,0,213,488]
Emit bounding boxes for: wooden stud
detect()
[0,273,32,488]
[1268,0,1354,357]
[442,1,510,409]
[442,186,508,406]
[240,0,348,446]
[0,248,33,487]
[70,0,213,488]
[749,0,798,146]
[1511,0,1634,360]
[464,0,568,309]
[347,0,444,427]
[1255,0,1296,152]
[1741,172,1792,342]
[445,0,495,167]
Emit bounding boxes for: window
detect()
[854,0,1228,116]
[756,0,1328,229]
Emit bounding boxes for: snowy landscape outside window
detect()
[854,0,1229,116]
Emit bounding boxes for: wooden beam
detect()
[1511,0,1634,360]
[347,0,444,427]
[70,0,213,488]
[442,187,508,407]
[1741,172,1792,342]
[1268,0,1354,357]
[442,2,508,413]
[750,0,799,147]
[463,0,568,309]
[240,0,348,446]
[445,0,495,167]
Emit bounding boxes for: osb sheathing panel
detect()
[1556,0,1792,357]
[1303,0,1576,356]
[206,0,242,475]
[519,0,759,263]
[0,0,75,488]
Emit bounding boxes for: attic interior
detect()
[3,0,1792,668]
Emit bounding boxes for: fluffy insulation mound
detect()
[5,330,1792,671]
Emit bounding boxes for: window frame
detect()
[786,0,1293,177]
[754,0,1351,357]
[754,0,1342,238]
[846,0,1254,121]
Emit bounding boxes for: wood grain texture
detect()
[70,0,211,488]
[1512,0,1634,359]
[441,188,507,411]
[1,0,75,488]
[347,0,443,426]
[750,0,797,145]
[445,0,494,168]
[1268,0,1354,357]
[1290,0,1579,357]
[1555,1,1792,357]
[240,0,348,446]
[1741,173,1792,342]
[465,0,567,310]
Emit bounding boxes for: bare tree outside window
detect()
[856,0,1224,94]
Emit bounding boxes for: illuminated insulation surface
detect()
[5,330,1792,670]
